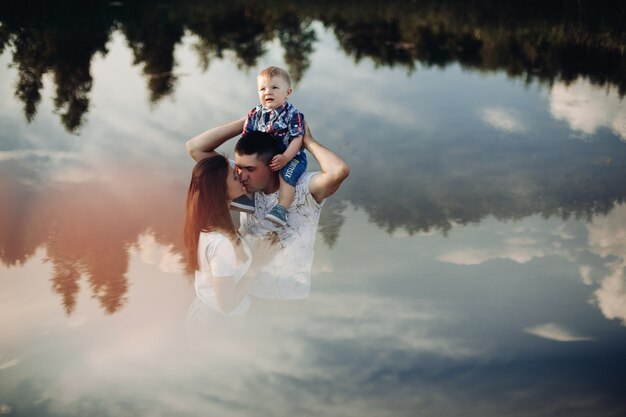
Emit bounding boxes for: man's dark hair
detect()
[235,131,282,165]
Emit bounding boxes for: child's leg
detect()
[265,175,295,227]
[265,154,305,226]
[277,176,296,209]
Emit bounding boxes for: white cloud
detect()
[592,261,626,325]
[585,204,626,325]
[0,149,76,162]
[0,358,21,370]
[579,265,593,285]
[438,246,545,265]
[135,232,184,274]
[549,77,626,140]
[479,107,527,133]
[587,204,626,259]
[66,315,88,328]
[551,224,575,240]
[524,323,593,342]
[50,166,99,184]
[504,237,537,245]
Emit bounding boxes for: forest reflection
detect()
[1,0,624,132]
[0,167,187,315]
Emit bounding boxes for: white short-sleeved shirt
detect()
[194,231,252,316]
[240,171,324,300]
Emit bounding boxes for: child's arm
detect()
[269,135,303,171]
[186,118,245,162]
[242,106,260,136]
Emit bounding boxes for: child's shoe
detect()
[230,195,255,213]
[265,204,288,226]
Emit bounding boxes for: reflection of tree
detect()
[318,198,347,248]
[0,2,111,132]
[184,4,271,72]
[49,258,81,315]
[119,4,185,104]
[276,14,317,85]
[0,168,187,316]
[322,0,626,95]
[344,132,626,236]
[39,183,141,315]
[2,0,625,131]
[0,170,40,266]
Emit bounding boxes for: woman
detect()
[184,154,266,320]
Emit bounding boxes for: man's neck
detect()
[262,175,280,194]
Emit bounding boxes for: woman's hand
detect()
[249,232,281,272]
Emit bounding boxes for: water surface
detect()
[1,1,626,416]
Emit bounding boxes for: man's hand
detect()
[248,232,282,273]
[270,154,288,171]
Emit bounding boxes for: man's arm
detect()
[185,118,245,162]
[304,124,350,204]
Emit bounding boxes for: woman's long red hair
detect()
[184,155,238,271]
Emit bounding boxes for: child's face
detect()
[257,75,292,110]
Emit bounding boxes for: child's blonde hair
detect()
[258,66,292,87]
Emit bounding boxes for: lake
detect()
[1,1,626,416]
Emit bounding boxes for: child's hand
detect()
[270,154,288,171]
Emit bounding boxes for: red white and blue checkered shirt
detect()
[243,102,305,154]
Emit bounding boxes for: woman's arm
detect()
[304,124,350,203]
[186,118,245,162]
[212,273,255,314]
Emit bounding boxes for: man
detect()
[186,118,349,300]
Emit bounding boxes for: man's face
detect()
[257,75,291,110]
[234,152,273,193]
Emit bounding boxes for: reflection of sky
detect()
[1,23,626,417]
[3,205,626,415]
[550,78,626,140]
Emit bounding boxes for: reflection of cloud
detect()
[350,89,427,129]
[66,315,88,328]
[550,78,626,140]
[585,203,626,325]
[438,246,545,265]
[524,323,593,342]
[135,233,184,274]
[303,293,478,358]
[587,205,626,258]
[436,218,583,267]
[479,107,526,133]
[593,263,626,325]
[50,166,98,184]
[0,358,21,370]
[579,265,593,285]
[0,149,76,161]
[311,262,334,274]
[551,224,575,240]
[504,237,537,245]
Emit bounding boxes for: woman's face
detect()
[226,165,246,201]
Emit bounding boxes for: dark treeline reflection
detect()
[1,0,625,132]
[344,133,626,235]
